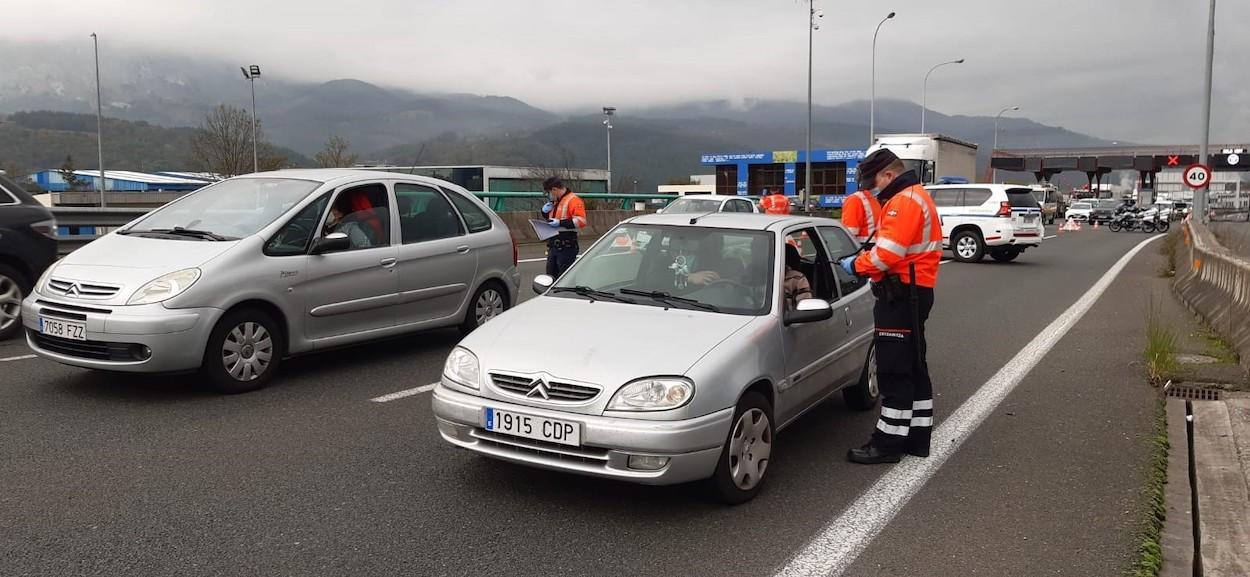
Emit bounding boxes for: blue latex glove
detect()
[839,256,858,276]
[547,218,561,228]
[542,202,554,213]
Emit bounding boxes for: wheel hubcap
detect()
[221,321,273,382]
[728,408,772,491]
[956,237,977,258]
[475,289,504,326]
[0,275,20,332]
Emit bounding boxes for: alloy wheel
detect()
[867,348,879,398]
[221,322,274,382]
[475,289,505,326]
[728,408,772,491]
[956,236,978,259]
[0,275,20,333]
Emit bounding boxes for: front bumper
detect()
[431,383,732,485]
[22,296,223,373]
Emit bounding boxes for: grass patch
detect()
[1194,326,1240,364]
[1144,297,1179,385]
[1128,398,1169,577]
[1157,229,1180,278]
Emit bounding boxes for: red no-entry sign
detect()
[1183,164,1212,189]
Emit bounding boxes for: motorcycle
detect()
[1108,208,1145,232]
[1139,208,1169,233]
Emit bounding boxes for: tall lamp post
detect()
[804,3,823,209]
[91,33,105,207]
[1196,0,1217,222]
[870,11,896,146]
[240,65,261,174]
[921,58,964,133]
[993,106,1019,183]
[602,107,615,193]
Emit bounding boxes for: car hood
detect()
[461,295,755,388]
[46,233,240,301]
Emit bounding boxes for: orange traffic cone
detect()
[1093,220,1099,230]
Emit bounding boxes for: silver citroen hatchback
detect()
[433,213,877,503]
[23,169,519,393]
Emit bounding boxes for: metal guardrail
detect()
[1176,221,1250,371]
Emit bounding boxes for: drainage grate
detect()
[1165,384,1222,401]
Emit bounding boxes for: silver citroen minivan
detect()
[23,169,520,393]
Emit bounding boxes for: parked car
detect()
[1066,201,1093,222]
[23,169,520,392]
[1090,199,1120,224]
[659,195,758,215]
[0,174,58,340]
[1029,184,1063,224]
[928,184,1045,263]
[432,213,877,503]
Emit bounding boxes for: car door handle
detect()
[844,307,853,327]
[456,245,471,254]
[380,258,397,268]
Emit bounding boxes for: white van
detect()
[928,184,1045,263]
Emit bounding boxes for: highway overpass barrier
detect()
[1175,221,1250,372]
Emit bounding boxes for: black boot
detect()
[847,443,902,464]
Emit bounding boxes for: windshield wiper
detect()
[122,227,232,241]
[619,289,720,312]
[550,286,637,304]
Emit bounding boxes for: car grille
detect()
[35,299,113,321]
[470,428,610,466]
[490,373,601,402]
[29,331,146,362]
[47,278,121,299]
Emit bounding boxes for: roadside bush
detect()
[1144,296,1178,385]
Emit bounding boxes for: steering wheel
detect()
[274,222,312,247]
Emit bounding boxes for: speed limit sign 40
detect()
[1183,164,1212,189]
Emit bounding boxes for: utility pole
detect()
[1197,0,1217,223]
[993,106,1019,183]
[241,65,262,174]
[603,107,615,193]
[91,33,105,207]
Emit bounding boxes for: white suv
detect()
[928,184,1045,263]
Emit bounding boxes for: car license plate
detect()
[484,407,580,447]
[40,317,86,341]
[1021,214,1037,223]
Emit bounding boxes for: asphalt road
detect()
[0,226,1164,577]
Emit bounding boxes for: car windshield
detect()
[552,224,775,315]
[664,198,724,213]
[1097,200,1120,209]
[126,178,321,240]
[1072,202,1091,210]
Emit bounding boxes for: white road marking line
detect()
[518,257,546,263]
[775,234,1163,577]
[1044,235,1058,239]
[940,259,952,264]
[370,383,437,403]
[0,354,37,362]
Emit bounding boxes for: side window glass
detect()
[819,226,866,298]
[266,194,330,256]
[395,183,465,244]
[444,189,493,233]
[962,188,992,207]
[325,184,391,250]
[783,228,835,304]
[932,188,960,208]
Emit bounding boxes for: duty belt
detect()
[548,236,578,249]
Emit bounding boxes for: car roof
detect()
[243,168,463,190]
[628,212,839,232]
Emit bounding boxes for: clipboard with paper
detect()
[529,219,561,241]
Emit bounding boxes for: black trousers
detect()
[870,284,935,452]
[546,241,578,278]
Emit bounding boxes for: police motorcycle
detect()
[1107,205,1145,232]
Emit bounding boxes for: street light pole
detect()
[91,33,105,207]
[921,58,964,133]
[241,65,261,174]
[603,107,615,193]
[870,11,896,146]
[993,105,1019,183]
[1197,0,1217,222]
[805,3,822,210]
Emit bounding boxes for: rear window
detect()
[0,174,31,205]
[1006,188,1040,208]
[1072,202,1091,210]
[1097,200,1120,209]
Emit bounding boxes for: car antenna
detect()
[688,210,718,225]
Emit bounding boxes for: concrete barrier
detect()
[1175,221,1250,372]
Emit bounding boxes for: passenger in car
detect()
[783,244,813,309]
[326,193,378,249]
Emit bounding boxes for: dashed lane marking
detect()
[370,383,437,403]
[0,354,37,362]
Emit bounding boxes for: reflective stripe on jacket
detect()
[548,192,588,231]
[853,174,942,288]
[841,190,883,244]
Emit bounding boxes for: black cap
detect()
[542,177,565,191]
[857,148,900,188]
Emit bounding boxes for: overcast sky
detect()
[5,0,1249,144]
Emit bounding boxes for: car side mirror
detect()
[784,298,834,326]
[532,274,555,294]
[311,232,350,254]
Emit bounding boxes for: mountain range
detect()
[1,43,1113,189]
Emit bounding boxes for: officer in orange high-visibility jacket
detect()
[759,187,791,215]
[841,186,883,246]
[837,148,942,464]
[539,177,587,277]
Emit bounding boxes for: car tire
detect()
[842,344,879,411]
[460,281,509,336]
[990,247,1021,262]
[709,391,774,505]
[951,230,985,263]
[0,264,30,341]
[201,308,283,394]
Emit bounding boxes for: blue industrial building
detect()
[700,149,866,207]
[29,170,215,192]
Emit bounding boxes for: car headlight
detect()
[443,347,481,389]
[607,377,694,411]
[127,268,202,305]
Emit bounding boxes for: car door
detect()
[303,182,401,343]
[392,182,476,326]
[930,187,962,247]
[777,226,846,422]
[818,225,874,377]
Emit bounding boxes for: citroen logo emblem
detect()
[526,378,550,400]
[66,283,81,296]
